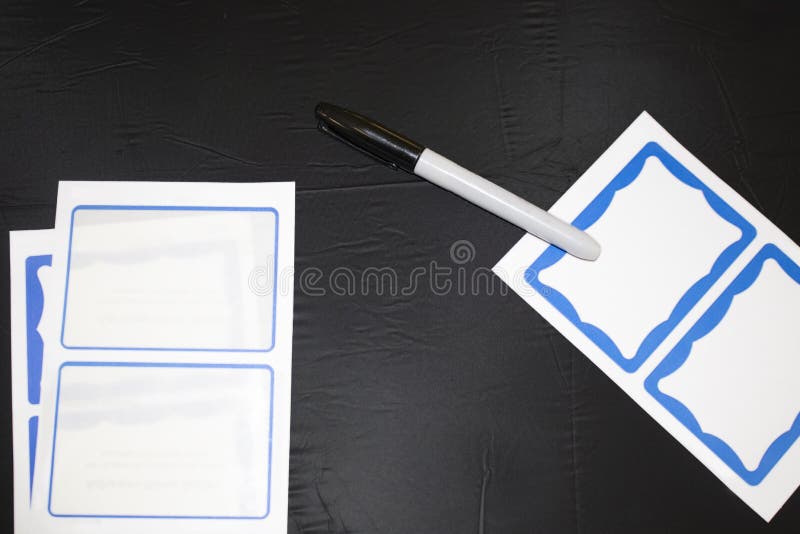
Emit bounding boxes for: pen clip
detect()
[317,120,400,171]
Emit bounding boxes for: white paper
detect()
[9,230,55,534]
[494,112,800,521]
[29,181,295,534]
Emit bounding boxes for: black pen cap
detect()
[315,102,424,173]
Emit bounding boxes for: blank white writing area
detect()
[48,363,272,518]
[61,207,277,351]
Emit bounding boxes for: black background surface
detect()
[2,1,800,532]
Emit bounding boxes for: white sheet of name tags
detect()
[10,230,55,534]
[494,112,800,521]
[25,181,295,534]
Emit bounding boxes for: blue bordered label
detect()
[645,244,800,485]
[60,205,280,353]
[525,142,756,372]
[48,361,275,519]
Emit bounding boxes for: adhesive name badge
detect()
[49,363,273,519]
[493,112,800,521]
[646,245,800,486]
[526,142,754,372]
[61,206,278,352]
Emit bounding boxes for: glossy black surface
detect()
[2,1,800,533]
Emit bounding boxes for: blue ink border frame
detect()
[28,416,38,501]
[48,361,274,519]
[524,142,756,372]
[60,205,279,353]
[645,244,800,485]
[26,254,51,404]
[25,254,51,500]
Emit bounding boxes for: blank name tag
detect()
[62,207,278,352]
[49,363,273,518]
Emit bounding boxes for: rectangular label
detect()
[48,362,273,519]
[61,206,278,352]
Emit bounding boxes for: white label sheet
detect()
[494,113,800,521]
[26,181,294,534]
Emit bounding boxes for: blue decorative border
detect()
[60,205,279,352]
[26,255,51,404]
[28,416,38,501]
[25,254,51,499]
[645,244,800,485]
[524,142,756,372]
[48,361,274,519]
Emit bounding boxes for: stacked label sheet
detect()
[10,181,295,534]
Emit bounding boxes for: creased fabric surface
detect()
[2,1,800,532]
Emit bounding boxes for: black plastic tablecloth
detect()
[2,1,800,532]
